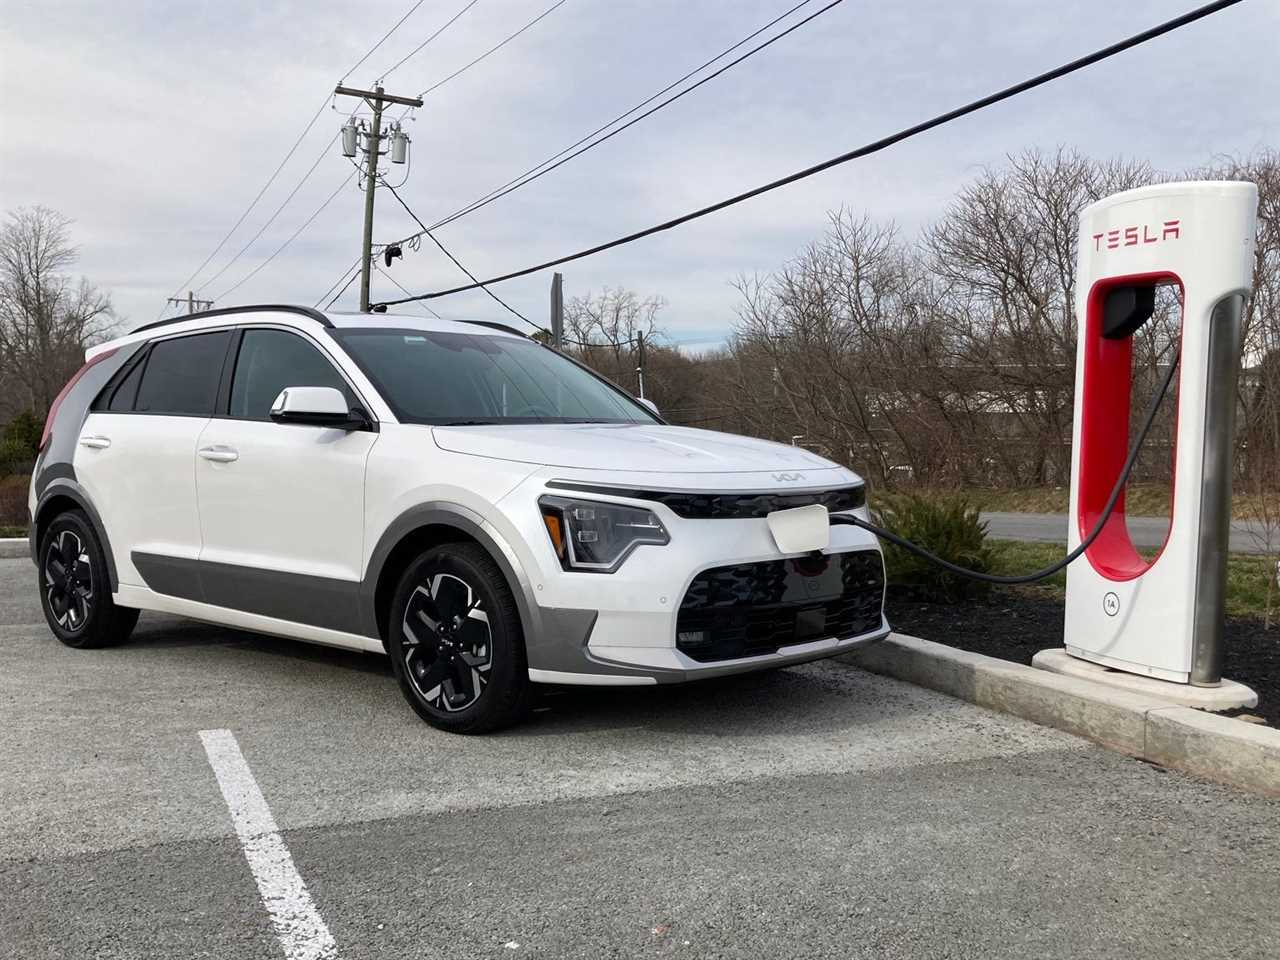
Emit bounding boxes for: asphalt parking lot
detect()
[2,555,1278,960]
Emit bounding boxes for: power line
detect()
[382,181,542,330]
[375,263,443,318]
[196,130,342,295]
[315,254,363,308]
[161,94,332,313]
[327,260,365,309]
[373,0,1244,308]
[418,0,835,236]
[347,0,431,81]
[411,0,570,102]
[164,2,441,311]
[210,170,357,302]
[324,0,574,310]
[378,0,483,81]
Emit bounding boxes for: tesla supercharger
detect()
[1062,181,1257,687]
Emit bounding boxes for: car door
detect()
[74,330,232,588]
[194,326,377,634]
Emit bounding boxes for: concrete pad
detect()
[1145,706,1280,798]
[1033,647,1258,711]
[0,538,29,560]
[844,633,1171,757]
[844,633,1280,797]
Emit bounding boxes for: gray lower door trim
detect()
[132,551,364,635]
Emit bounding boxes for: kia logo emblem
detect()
[772,472,804,482]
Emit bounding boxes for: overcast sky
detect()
[2,0,1276,348]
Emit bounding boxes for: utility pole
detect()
[635,330,646,399]
[550,273,564,349]
[167,291,213,315]
[334,84,423,312]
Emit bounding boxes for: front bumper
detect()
[495,472,889,686]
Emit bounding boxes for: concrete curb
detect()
[0,538,30,560]
[841,634,1280,797]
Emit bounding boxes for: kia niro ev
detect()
[28,305,888,732]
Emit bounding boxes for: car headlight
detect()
[538,495,669,573]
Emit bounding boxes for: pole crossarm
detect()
[333,85,423,108]
[168,291,215,315]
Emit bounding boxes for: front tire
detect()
[387,543,532,734]
[38,509,138,649]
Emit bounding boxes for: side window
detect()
[134,331,231,416]
[229,329,354,420]
[94,353,146,412]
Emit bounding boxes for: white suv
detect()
[28,305,888,732]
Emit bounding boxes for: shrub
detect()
[0,410,42,476]
[872,492,992,603]
[0,474,30,530]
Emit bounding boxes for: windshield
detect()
[333,328,659,425]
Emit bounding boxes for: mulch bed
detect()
[886,589,1280,727]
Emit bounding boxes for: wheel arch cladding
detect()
[362,507,540,649]
[33,481,119,590]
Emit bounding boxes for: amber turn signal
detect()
[542,511,566,560]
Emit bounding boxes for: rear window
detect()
[134,331,231,416]
[103,357,145,412]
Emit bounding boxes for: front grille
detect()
[545,482,865,519]
[676,551,884,663]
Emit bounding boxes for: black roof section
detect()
[131,304,333,335]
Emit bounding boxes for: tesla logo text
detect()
[772,472,805,482]
[1092,219,1180,251]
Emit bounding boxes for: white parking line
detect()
[199,729,338,960]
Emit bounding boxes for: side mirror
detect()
[269,386,365,430]
[636,397,659,416]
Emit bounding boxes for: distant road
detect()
[980,511,1276,556]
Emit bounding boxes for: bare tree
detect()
[727,212,936,481]
[564,287,663,390]
[924,149,1155,484]
[0,206,116,419]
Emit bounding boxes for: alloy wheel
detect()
[401,573,493,712]
[45,529,94,631]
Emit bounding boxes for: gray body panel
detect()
[29,342,145,581]
[32,343,143,502]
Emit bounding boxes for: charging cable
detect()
[831,353,1181,584]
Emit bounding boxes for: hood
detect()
[431,423,837,474]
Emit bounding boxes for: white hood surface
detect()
[431,423,836,474]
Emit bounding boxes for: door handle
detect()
[198,445,239,463]
[78,435,111,449]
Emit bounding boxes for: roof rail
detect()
[459,320,529,338]
[328,311,530,339]
[131,304,333,335]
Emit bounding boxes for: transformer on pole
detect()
[333,84,423,312]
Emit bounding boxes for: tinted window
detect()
[335,329,655,425]
[229,330,353,420]
[134,332,231,416]
[105,357,145,412]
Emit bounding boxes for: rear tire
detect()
[387,542,532,734]
[37,509,138,649]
